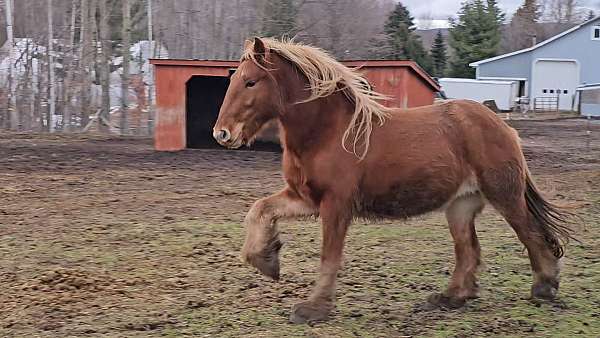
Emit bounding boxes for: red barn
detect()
[150,59,440,151]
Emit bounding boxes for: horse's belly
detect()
[357,172,467,219]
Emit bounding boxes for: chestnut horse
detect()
[213,37,574,323]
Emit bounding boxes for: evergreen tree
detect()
[261,0,298,38]
[486,0,505,28]
[430,30,447,78]
[449,0,505,78]
[588,10,596,21]
[483,0,505,54]
[382,3,432,73]
[384,3,414,35]
[506,0,541,51]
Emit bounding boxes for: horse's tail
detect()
[524,171,577,258]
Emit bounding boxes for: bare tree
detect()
[121,0,131,134]
[5,0,17,130]
[19,39,35,130]
[47,0,56,132]
[147,0,155,133]
[542,0,586,23]
[98,0,111,133]
[79,0,92,129]
[0,0,406,134]
[62,0,77,132]
[502,0,541,52]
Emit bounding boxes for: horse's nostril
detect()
[214,129,231,143]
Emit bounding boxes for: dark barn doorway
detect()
[186,75,230,148]
[185,74,281,151]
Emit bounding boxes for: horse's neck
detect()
[272,57,353,156]
[279,93,352,156]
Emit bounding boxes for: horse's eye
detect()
[245,80,256,88]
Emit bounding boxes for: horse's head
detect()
[213,38,281,148]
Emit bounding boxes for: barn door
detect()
[186,76,230,148]
[532,59,579,111]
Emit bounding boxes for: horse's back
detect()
[357,99,523,219]
[358,101,470,218]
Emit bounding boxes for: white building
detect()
[470,16,600,112]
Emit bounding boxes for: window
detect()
[593,26,600,40]
[543,89,547,94]
[563,90,568,94]
[550,89,555,93]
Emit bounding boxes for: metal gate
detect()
[533,96,559,112]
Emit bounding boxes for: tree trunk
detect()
[36,45,45,131]
[79,0,91,129]
[5,0,18,130]
[62,0,78,132]
[98,0,111,133]
[21,40,33,130]
[47,0,56,132]
[147,0,155,135]
[120,0,131,134]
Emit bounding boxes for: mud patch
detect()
[0,119,599,336]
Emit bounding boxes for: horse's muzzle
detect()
[213,128,231,145]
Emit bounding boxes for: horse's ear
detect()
[253,37,266,55]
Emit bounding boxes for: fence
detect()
[533,96,559,112]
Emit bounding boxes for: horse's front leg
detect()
[290,195,351,324]
[242,187,316,280]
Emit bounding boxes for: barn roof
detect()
[149,59,440,92]
[470,15,600,67]
[577,83,600,91]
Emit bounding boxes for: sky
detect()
[405,0,600,29]
[405,0,521,20]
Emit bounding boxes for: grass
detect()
[1,126,598,337]
[146,202,599,337]
[2,203,598,337]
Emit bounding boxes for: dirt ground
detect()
[1,119,599,337]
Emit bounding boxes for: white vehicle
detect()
[439,78,519,111]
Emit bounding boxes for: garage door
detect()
[532,59,579,110]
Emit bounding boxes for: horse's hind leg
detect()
[480,168,561,300]
[493,197,561,300]
[429,193,484,309]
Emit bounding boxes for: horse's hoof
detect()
[243,252,280,280]
[242,238,282,280]
[426,292,467,310]
[289,300,333,324]
[531,282,558,300]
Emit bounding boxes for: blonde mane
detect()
[241,38,393,160]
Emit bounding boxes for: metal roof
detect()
[149,58,440,91]
[439,77,516,85]
[149,59,239,67]
[576,83,600,90]
[469,16,600,67]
